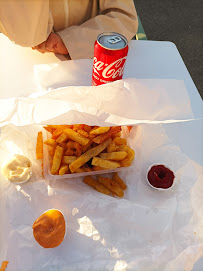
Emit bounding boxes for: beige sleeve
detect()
[0,0,53,47]
[57,0,138,59]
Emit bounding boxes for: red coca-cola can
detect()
[92,32,128,86]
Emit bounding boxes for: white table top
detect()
[0,34,202,270]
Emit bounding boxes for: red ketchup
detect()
[147,165,175,189]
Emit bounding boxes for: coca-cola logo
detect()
[93,56,127,79]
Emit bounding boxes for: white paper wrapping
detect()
[0,78,195,127]
[0,79,202,271]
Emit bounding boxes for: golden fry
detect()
[126,149,135,161]
[113,131,121,138]
[52,128,63,140]
[59,165,69,175]
[44,138,57,148]
[77,129,89,138]
[51,146,64,175]
[66,148,74,156]
[116,145,130,152]
[48,146,56,157]
[92,157,120,169]
[64,128,89,146]
[58,143,67,150]
[99,151,128,161]
[56,133,69,143]
[88,134,97,140]
[73,124,82,131]
[51,125,71,139]
[120,160,131,167]
[69,138,112,172]
[83,176,111,195]
[36,131,43,160]
[113,137,127,145]
[120,149,135,167]
[0,261,9,271]
[93,126,121,144]
[66,141,75,149]
[107,142,119,153]
[83,165,93,172]
[113,173,127,190]
[90,126,110,135]
[43,126,55,134]
[83,125,92,133]
[98,176,124,197]
[62,156,77,164]
[74,142,82,157]
[82,139,92,153]
[75,167,86,173]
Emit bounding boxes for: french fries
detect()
[43,126,54,134]
[116,145,130,152]
[99,151,128,161]
[93,126,121,144]
[90,126,110,135]
[77,129,89,138]
[83,165,93,172]
[62,156,77,164]
[49,147,55,157]
[83,176,111,195]
[113,137,127,145]
[113,173,127,190]
[51,146,64,174]
[107,142,119,153]
[59,165,69,175]
[120,149,135,167]
[56,133,69,143]
[69,138,112,172]
[75,167,86,173]
[40,124,135,176]
[83,174,127,197]
[98,176,124,197]
[44,139,57,148]
[37,125,132,199]
[0,261,9,271]
[64,128,89,146]
[92,157,120,169]
[36,132,43,160]
[92,166,106,171]
[52,127,67,140]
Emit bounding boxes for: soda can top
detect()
[97,32,128,50]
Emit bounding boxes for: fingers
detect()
[46,33,68,54]
[32,41,47,53]
[45,33,56,52]
[31,33,68,55]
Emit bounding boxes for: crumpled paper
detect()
[0,79,202,271]
[0,78,194,127]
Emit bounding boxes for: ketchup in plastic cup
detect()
[147,164,175,190]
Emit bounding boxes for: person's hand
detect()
[32,32,68,55]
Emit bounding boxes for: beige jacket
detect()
[0,0,138,59]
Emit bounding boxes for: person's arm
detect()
[0,0,53,47]
[57,0,138,59]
